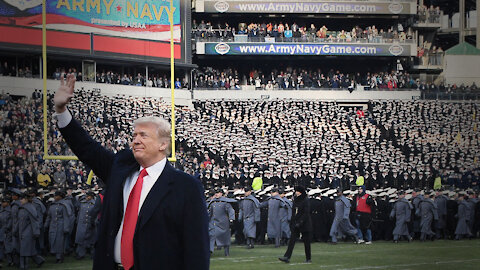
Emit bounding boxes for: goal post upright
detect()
[167,0,176,163]
[41,0,177,165]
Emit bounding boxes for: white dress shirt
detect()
[55,109,73,128]
[55,108,167,263]
[113,159,166,263]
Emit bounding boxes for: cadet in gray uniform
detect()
[16,192,45,269]
[279,189,292,245]
[329,189,358,244]
[466,192,478,234]
[260,188,284,248]
[206,191,216,254]
[455,194,472,240]
[75,191,98,259]
[417,191,438,241]
[434,190,448,239]
[209,189,235,256]
[63,188,77,255]
[411,190,424,239]
[45,191,71,263]
[390,191,413,242]
[27,188,46,255]
[10,189,22,267]
[239,187,260,249]
[0,196,13,266]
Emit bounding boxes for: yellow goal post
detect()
[42,0,177,166]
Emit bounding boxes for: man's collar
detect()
[141,157,167,177]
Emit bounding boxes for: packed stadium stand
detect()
[1,91,478,191]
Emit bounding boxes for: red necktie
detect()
[121,168,148,270]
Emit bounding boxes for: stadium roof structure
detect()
[445,42,480,56]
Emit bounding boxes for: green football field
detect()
[4,240,480,269]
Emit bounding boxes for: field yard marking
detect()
[261,261,345,267]
[331,258,480,270]
[232,259,254,262]
[307,244,480,256]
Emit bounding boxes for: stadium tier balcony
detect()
[193,34,416,44]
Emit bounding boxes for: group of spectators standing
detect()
[7,61,478,94]
[1,61,34,78]
[247,68,423,90]
[417,42,444,66]
[95,71,187,89]
[2,91,479,194]
[192,20,414,43]
[182,66,480,92]
[0,90,102,194]
[0,185,101,268]
[0,86,103,269]
[417,5,442,24]
[176,100,479,193]
[207,184,479,260]
[193,66,422,90]
[52,69,188,89]
[193,67,242,90]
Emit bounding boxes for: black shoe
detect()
[37,259,45,268]
[393,240,399,243]
[278,257,290,263]
[305,260,312,263]
[330,241,337,245]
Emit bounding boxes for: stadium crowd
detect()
[52,68,189,89]
[192,20,414,43]
[4,61,478,95]
[179,100,479,191]
[194,67,422,90]
[1,91,479,191]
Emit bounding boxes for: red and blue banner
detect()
[0,0,180,41]
[0,0,185,61]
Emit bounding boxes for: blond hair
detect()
[133,116,172,155]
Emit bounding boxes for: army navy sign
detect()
[200,42,414,56]
[197,0,416,14]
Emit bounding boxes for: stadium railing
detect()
[422,91,480,101]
